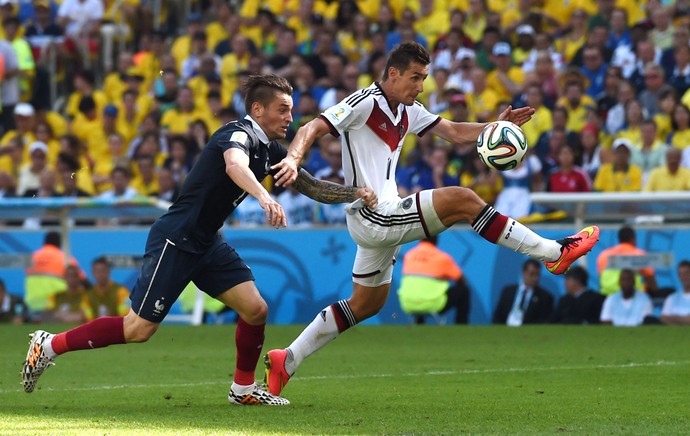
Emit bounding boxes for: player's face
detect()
[394,62,428,106]
[257,93,293,140]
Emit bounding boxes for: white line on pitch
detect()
[2,360,687,395]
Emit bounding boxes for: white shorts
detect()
[346,190,446,287]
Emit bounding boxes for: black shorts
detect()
[130,227,254,322]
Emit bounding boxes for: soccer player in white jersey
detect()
[264,42,600,397]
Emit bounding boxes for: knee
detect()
[239,301,268,325]
[437,187,485,225]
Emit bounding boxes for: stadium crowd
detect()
[1,0,690,227]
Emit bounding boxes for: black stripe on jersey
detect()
[352,270,381,278]
[359,208,420,227]
[345,88,373,105]
[348,88,380,108]
[418,116,442,137]
[364,207,418,220]
[344,131,358,187]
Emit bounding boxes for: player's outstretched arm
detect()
[224,148,287,228]
[293,168,378,208]
[272,117,332,187]
[429,105,536,145]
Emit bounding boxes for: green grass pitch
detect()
[1,324,689,435]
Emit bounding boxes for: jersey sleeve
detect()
[407,101,441,137]
[319,92,372,137]
[216,128,253,155]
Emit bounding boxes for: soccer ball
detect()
[476,121,528,171]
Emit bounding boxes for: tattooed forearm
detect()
[293,168,358,204]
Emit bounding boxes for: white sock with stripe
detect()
[285,300,356,375]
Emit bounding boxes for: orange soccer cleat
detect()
[544,226,600,275]
[263,349,291,396]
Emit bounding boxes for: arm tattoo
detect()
[293,168,358,204]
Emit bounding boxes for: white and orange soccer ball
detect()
[476,120,528,171]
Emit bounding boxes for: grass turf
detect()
[1,324,689,435]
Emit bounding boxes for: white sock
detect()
[231,381,255,395]
[472,205,562,262]
[285,304,354,375]
[44,334,57,359]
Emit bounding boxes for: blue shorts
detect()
[130,227,254,322]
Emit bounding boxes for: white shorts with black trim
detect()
[346,190,446,287]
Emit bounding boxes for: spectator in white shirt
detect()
[600,268,654,326]
[661,260,690,325]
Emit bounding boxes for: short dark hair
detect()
[523,258,541,272]
[618,225,636,243]
[92,256,111,268]
[382,42,430,80]
[565,265,589,286]
[45,231,61,248]
[243,74,293,115]
[678,259,690,269]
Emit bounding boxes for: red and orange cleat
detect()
[263,349,291,396]
[544,226,600,275]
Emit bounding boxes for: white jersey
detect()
[320,83,440,202]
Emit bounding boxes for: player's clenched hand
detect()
[271,157,299,187]
[498,105,535,127]
[356,187,378,209]
[259,195,287,228]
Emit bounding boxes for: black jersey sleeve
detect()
[216,127,254,155]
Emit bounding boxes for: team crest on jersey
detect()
[402,198,413,210]
[325,103,353,127]
[230,131,248,145]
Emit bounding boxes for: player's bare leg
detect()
[265,282,388,396]
[433,187,599,274]
[217,282,289,405]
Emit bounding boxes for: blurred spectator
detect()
[385,8,427,52]
[428,67,451,115]
[461,0,487,44]
[579,123,603,179]
[606,8,631,52]
[398,235,470,325]
[0,169,15,197]
[537,126,567,178]
[65,70,107,120]
[33,120,60,164]
[57,0,103,39]
[84,256,129,320]
[668,46,690,97]
[661,26,690,80]
[667,103,690,150]
[0,137,23,183]
[102,52,132,104]
[3,16,35,102]
[58,159,90,198]
[210,5,242,57]
[156,167,179,203]
[571,22,614,67]
[233,194,271,226]
[24,0,64,53]
[596,66,623,120]
[99,166,138,200]
[23,168,56,198]
[556,76,595,133]
[493,259,554,326]
[460,153,503,206]
[467,67,499,122]
[555,8,588,65]
[522,34,564,75]
[0,36,20,134]
[171,13,205,72]
[154,68,181,115]
[181,31,221,82]
[638,63,670,116]
[474,26,500,71]
[163,135,194,186]
[45,265,88,323]
[25,231,86,313]
[161,86,211,135]
[628,39,661,93]
[512,25,536,66]
[551,266,605,324]
[487,42,524,103]
[16,141,49,196]
[644,147,690,191]
[276,186,315,227]
[319,62,360,111]
[494,152,543,219]
[581,45,608,98]
[593,139,643,192]
[1,103,36,159]
[547,143,592,193]
[617,98,646,145]
[519,83,552,147]
[130,154,159,196]
[314,138,346,225]
[654,87,676,143]
[660,260,690,325]
[597,225,657,296]
[600,268,654,326]
[650,7,675,51]
[632,119,667,184]
[413,0,450,49]
[605,79,636,135]
[0,278,27,324]
[268,26,299,76]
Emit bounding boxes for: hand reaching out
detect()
[498,105,535,127]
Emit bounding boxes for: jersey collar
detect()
[244,115,270,144]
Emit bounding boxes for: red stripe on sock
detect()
[483,213,509,243]
[329,304,349,332]
[234,319,265,386]
[56,316,125,354]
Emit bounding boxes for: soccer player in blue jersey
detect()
[21,74,377,405]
